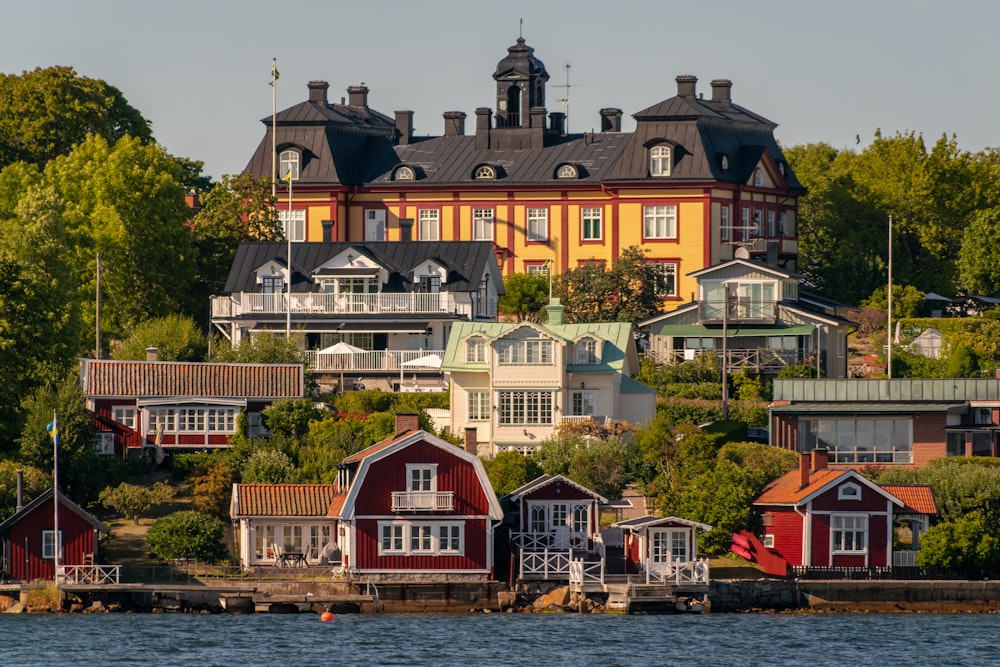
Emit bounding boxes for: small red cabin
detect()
[0,489,109,581]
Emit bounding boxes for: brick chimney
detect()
[600,108,622,132]
[395,412,420,435]
[443,111,466,137]
[475,107,492,150]
[676,75,698,98]
[548,111,566,136]
[308,80,329,104]
[464,427,479,456]
[145,347,159,362]
[711,79,733,104]
[799,452,811,489]
[395,110,413,146]
[811,448,829,471]
[347,84,369,107]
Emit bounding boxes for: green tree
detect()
[498,272,549,321]
[0,461,49,521]
[98,481,176,525]
[212,332,308,364]
[0,66,152,168]
[485,451,542,496]
[262,398,324,438]
[568,438,631,500]
[146,510,228,562]
[676,460,763,555]
[958,207,1000,295]
[190,458,236,520]
[241,448,298,484]
[556,246,661,323]
[112,314,208,361]
[916,511,1000,570]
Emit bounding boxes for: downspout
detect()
[794,502,810,567]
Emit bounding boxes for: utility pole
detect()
[95,252,102,359]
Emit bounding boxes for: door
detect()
[365,209,386,241]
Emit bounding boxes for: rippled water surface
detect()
[4,612,998,666]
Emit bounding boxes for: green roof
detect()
[653,323,815,337]
[621,375,656,395]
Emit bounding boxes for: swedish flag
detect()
[271,64,279,80]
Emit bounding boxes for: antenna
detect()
[554,63,573,134]
[519,18,523,39]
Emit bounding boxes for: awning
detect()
[654,323,815,337]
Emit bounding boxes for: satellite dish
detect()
[734,247,750,259]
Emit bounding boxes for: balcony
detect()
[655,348,815,373]
[211,293,497,319]
[305,349,444,373]
[698,298,776,324]
[391,490,454,512]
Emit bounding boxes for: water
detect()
[3,612,998,666]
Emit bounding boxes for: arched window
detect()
[753,168,763,186]
[557,164,578,179]
[475,165,496,180]
[650,145,671,177]
[395,166,415,181]
[279,150,300,180]
[720,155,730,171]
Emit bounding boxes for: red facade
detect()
[513,481,597,534]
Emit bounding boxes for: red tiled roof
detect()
[341,429,416,464]
[880,484,937,515]
[754,468,847,505]
[234,484,345,517]
[82,359,303,399]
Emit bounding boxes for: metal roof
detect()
[769,402,968,414]
[773,378,1000,403]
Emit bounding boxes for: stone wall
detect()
[709,579,801,612]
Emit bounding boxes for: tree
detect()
[146,511,228,562]
[262,398,325,438]
[212,332,308,364]
[190,458,236,520]
[568,438,631,500]
[98,481,175,525]
[241,448,298,484]
[676,460,763,555]
[0,66,152,168]
[112,314,208,361]
[485,451,542,496]
[0,461,49,521]
[916,511,1000,570]
[556,246,661,323]
[958,207,1000,295]
[498,272,549,321]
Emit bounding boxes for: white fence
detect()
[519,549,572,580]
[569,559,605,589]
[648,557,710,586]
[512,531,589,551]
[212,293,497,319]
[305,349,445,373]
[56,565,121,585]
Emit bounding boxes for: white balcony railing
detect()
[520,549,571,580]
[569,558,605,589]
[211,293,497,319]
[306,349,445,373]
[647,557,710,586]
[56,564,121,585]
[512,531,590,551]
[391,490,454,511]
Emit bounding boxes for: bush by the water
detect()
[146,510,228,563]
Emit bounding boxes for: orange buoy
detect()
[320,611,335,622]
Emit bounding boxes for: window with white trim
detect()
[572,505,588,534]
[465,337,487,363]
[527,208,549,241]
[42,530,63,560]
[278,209,306,242]
[410,525,434,552]
[279,150,300,180]
[838,482,861,501]
[526,263,549,275]
[394,166,415,181]
[418,209,440,241]
[378,521,464,556]
[497,339,554,365]
[643,205,677,239]
[146,406,237,434]
[767,210,776,237]
[741,207,751,241]
[720,205,730,241]
[475,165,496,180]
[113,406,136,429]
[575,338,598,364]
[753,168,763,186]
[530,505,547,533]
[650,145,671,176]
[473,208,494,241]
[752,209,762,237]
[407,464,436,492]
[498,390,555,425]
[468,391,489,422]
[831,515,867,553]
[439,524,463,553]
[557,164,577,179]
[650,262,677,297]
[581,208,602,241]
[380,523,404,553]
[571,391,596,416]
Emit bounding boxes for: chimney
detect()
[16,469,24,512]
[799,452,811,489]
[322,220,334,243]
[600,108,622,133]
[766,241,779,267]
[308,80,329,105]
[395,412,420,435]
[711,79,733,104]
[812,448,829,471]
[530,107,546,148]
[395,110,414,146]
[399,218,413,242]
[347,84,369,107]
[548,111,566,136]
[676,75,698,98]
[464,427,479,456]
[185,191,201,214]
[545,298,564,326]
[443,111,466,137]
[145,347,159,362]
[475,107,492,150]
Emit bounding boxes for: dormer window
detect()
[576,338,599,364]
[557,164,578,179]
[650,145,671,177]
[279,150,300,181]
[465,336,487,363]
[778,161,786,176]
[838,482,862,501]
[394,166,415,181]
[720,154,730,171]
[474,165,496,180]
[753,168,763,187]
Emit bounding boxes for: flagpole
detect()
[51,411,60,580]
[286,173,293,338]
[271,58,278,202]
[887,214,893,379]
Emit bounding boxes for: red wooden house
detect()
[0,489,109,581]
[753,449,935,569]
[337,414,503,577]
[82,356,304,457]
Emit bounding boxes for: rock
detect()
[532,585,570,610]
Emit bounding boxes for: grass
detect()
[709,555,772,579]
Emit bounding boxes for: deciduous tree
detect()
[146,511,228,563]
[99,481,176,525]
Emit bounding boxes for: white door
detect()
[365,210,386,241]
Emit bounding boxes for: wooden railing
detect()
[656,348,811,372]
[512,531,589,551]
[212,293,497,319]
[698,298,776,324]
[520,549,571,580]
[648,557,710,585]
[56,565,121,585]
[390,490,454,511]
[569,558,605,589]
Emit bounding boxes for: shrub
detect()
[98,481,175,525]
[146,511,228,562]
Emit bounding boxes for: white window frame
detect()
[278,209,306,242]
[767,209,776,237]
[377,521,464,556]
[741,207,751,241]
[575,338,599,364]
[720,205,730,241]
[112,406,136,429]
[394,166,415,181]
[497,390,555,425]
[650,262,678,297]
[279,150,300,180]
[407,464,437,492]
[571,390,596,417]
[581,207,602,241]
[526,263,549,275]
[94,432,115,455]
[418,209,440,241]
[473,208,494,241]
[831,514,868,554]
[468,391,490,422]
[497,339,554,365]
[838,482,862,501]
[643,205,677,240]
[557,164,577,179]
[380,523,405,554]
[753,167,763,186]
[475,165,496,180]
[650,145,671,177]
[527,208,549,242]
[465,337,487,363]
[42,529,63,560]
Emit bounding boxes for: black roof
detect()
[224,241,504,295]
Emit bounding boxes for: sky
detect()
[4,1,998,180]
